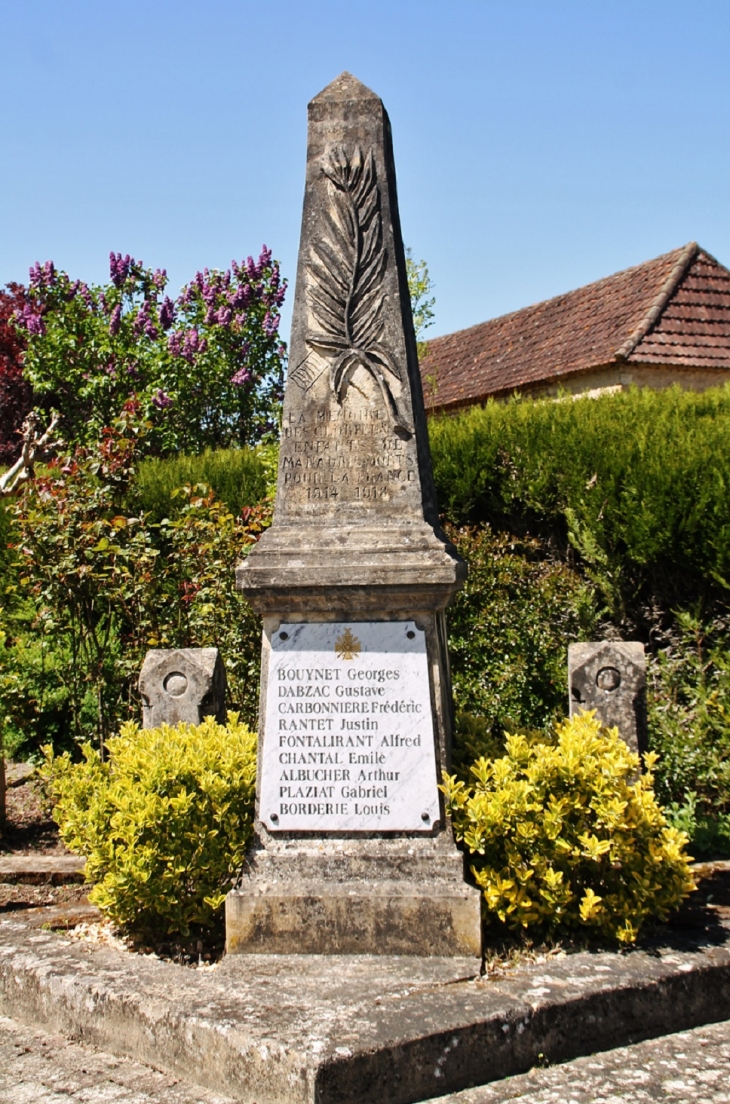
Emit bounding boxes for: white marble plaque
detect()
[259,621,441,832]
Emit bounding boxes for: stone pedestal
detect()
[568,641,647,756]
[226,73,481,957]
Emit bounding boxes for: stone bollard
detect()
[568,642,647,757]
[138,648,226,730]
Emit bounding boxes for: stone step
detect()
[1,906,729,1104]
[0,854,85,885]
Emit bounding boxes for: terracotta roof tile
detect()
[421,244,730,411]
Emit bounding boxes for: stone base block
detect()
[225,834,482,957]
[226,879,481,956]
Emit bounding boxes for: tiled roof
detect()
[420,244,730,412]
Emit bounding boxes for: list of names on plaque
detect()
[260,621,440,832]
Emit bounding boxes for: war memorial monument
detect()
[226,71,482,957]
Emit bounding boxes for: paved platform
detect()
[0,900,729,1104]
[2,1012,729,1102]
[0,862,727,1103]
[422,1018,730,1102]
[0,1013,237,1103]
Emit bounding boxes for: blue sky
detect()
[1,1,728,340]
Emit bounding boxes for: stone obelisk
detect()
[226,73,481,957]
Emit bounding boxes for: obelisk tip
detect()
[310,72,381,105]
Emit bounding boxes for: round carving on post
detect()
[163,672,188,697]
[596,666,621,692]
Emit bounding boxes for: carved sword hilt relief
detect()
[300,145,413,438]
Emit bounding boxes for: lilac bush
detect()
[17,250,286,454]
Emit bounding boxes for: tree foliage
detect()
[16,250,287,456]
[0,404,267,758]
[446,523,597,739]
[405,248,435,362]
[430,386,730,632]
[0,283,31,463]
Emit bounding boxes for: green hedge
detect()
[133,444,276,523]
[430,385,730,625]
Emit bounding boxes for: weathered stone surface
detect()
[138,648,226,729]
[5,1013,730,1104]
[420,1019,730,1103]
[236,72,464,609]
[0,1013,238,1103]
[3,761,34,788]
[226,835,482,956]
[568,642,647,755]
[229,73,478,956]
[1,894,730,1104]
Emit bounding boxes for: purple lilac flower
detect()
[28,260,56,289]
[182,329,202,362]
[153,268,167,290]
[263,311,279,337]
[216,306,232,326]
[109,253,132,288]
[152,389,173,409]
[127,362,140,379]
[159,297,175,330]
[144,319,159,340]
[105,361,117,378]
[231,366,251,387]
[20,304,45,335]
[168,331,183,357]
[109,305,122,336]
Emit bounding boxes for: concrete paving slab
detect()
[0,907,729,1104]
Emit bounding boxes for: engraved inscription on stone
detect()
[279,406,417,508]
[260,621,441,832]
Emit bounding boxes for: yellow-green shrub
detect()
[442,711,695,943]
[40,713,256,937]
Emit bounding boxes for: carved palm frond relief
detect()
[305,145,411,435]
